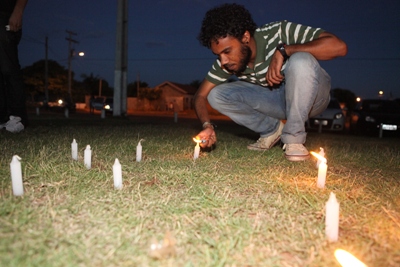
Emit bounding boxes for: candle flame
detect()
[193,137,202,144]
[335,249,367,267]
[193,136,203,144]
[310,151,327,163]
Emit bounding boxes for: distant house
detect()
[153,81,198,111]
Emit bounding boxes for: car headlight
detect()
[104,104,110,110]
[58,99,63,105]
[365,116,375,122]
[334,113,343,119]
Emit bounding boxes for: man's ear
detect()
[241,30,251,44]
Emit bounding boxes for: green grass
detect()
[1,112,399,266]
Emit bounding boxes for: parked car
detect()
[103,97,113,113]
[91,97,105,110]
[47,97,76,113]
[306,98,345,132]
[350,99,400,136]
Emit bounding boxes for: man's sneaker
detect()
[4,116,24,133]
[247,121,284,151]
[283,143,310,161]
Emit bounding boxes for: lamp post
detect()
[66,30,78,101]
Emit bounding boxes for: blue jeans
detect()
[207,52,331,144]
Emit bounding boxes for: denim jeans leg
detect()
[207,81,286,137]
[282,52,331,144]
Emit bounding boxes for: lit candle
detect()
[316,147,325,168]
[10,155,23,196]
[326,192,339,242]
[334,249,367,267]
[311,151,327,188]
[71,139,78,160]
[113,158,123,189]
[84,145,92,169]
[136,139,144,162]
[193,137,201,159]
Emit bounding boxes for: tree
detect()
[79,73,113,97]
[127,81,149,97]
[332,88,357,111]
[138,87,162,100]
[189,80,202,89]
[22,60,68,101]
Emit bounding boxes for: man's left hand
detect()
[265,50,285,87]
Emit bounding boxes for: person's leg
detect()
[0,24,28,127]
[282,52,331,144]
[0,73,7,124]
[207,80,286,137]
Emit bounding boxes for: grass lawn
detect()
[1,111,399,266]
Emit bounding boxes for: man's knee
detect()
[207,84,229,109]
[286,52,318,74]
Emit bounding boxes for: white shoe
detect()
[4,116,24,133]
[247,121,284,151]
[283,143,310,161]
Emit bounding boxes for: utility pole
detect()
[44,36,49,106]
[113,0,128,116]
[65,30,78,101]
[136,72,140,98]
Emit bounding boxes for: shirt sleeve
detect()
[279,21,325,45]
[205,60,233,85]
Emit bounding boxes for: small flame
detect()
[335,249,367,267]
[193,137,201,144]
[310,151,327,163]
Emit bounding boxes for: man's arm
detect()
[285,32,347,60]
[9,0,29,32]
[194,79,217,147]
[194,79,216,125]
[266,32,347,86]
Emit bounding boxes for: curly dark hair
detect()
[197,3,257,48]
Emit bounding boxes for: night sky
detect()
[18,0,400,99]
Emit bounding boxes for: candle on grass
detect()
[113,158,123,189]
[136,139,144,162]
[10,155,23,196]
[71,139,78,160]
[316,147,325,168]
[325,192,339,242]
[84,145,92,169]
[310,150,327,188]
[192,137,201,159]
[334,249,367,267]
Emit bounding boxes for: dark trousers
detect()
[0,12,28,126]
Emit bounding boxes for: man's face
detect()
[210,36,251,75]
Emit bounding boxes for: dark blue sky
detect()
[19,0,400,99]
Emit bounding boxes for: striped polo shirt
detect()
[205,21,325,87]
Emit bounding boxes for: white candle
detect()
[84,145,92,169]
[326,192,339,242]
[136,139,144,162]
[311,151,327,189]
[334,249,367,267]
[71,139,78,160]
[10,155,23,196]
[193,142,200,159]
[316,147,325,168]
[317,161,327,188]
[113,158,123,189]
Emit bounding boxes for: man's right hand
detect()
[196,127,217,148]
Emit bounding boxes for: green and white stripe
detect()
[205,20,324,87]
